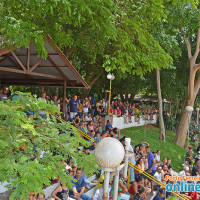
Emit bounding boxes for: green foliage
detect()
[102,0,173,75]
[121,126,187,172]
[0,92,98,199]
[0,0,116,58]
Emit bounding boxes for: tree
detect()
[156,68,165,141]
[166,4,200,147]
[0,92,98,199]
[0,0,117,58]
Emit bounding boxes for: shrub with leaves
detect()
[0,92,98,200]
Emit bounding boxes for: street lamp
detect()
[196,107,200,124]
[107,73,115,114]
[95,137,124,200]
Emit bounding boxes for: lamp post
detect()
[123,138,131,178]
[196,107,200,124]
[95,137,125,200]
[107,73,115,115]
[185,106,194,149]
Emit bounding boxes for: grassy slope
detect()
[121,126,187,172]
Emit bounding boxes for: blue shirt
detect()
[90,98,96,106]
[106,124,112,130]
[148,152,156,170]
[68,99,79,112]
[153,193,165,200]
[65,117,73,122]
[71,175,85,192]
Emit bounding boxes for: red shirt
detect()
[117,109,121,117]
[128,183,138,195]
[188,191,197,200]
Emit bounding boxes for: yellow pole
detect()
[127,166,131,189]
[107,79,111,114]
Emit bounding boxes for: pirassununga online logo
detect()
[165,175,200,192]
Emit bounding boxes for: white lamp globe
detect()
[185,106,194,112]
[94,137,125,168]
[111,74,115,80]
[107,73,112,80]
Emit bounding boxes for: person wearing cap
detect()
[153,188,166,200]
[154,167,162,191]
[0,86,9,101]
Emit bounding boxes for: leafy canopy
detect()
[0,92,98,200]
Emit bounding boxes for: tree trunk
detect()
[174,106,192,148]
[175,70,200,147]
[129,93,136,103]
[119,92,125,102]
[125,91,128,101]
[175,28,200,147]
[156,68,165,141]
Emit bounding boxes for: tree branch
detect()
[181,27,192,60]
[193,72,200,100]
[194,63,200,71]
[193,28,200,61]
[89,71,104,87]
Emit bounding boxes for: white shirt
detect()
[83,107,89,113]
[179,170,186,178]
[154,172,162,185]
[38,97,47,115]
[155,154,160,162]
[85,116,92,122]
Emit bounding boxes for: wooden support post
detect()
[63,80,66,117]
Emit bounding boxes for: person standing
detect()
[146,145,156,196]
[0,86,9,100]
[68,95,79,119]
[38,92,47,118]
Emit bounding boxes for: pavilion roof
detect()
[0,36,89,89]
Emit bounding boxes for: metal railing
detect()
[49,112,189,200]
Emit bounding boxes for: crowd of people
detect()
[3,88,200,200]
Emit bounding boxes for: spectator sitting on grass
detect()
[155,150,161,163]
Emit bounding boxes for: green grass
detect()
[121,126,187,172]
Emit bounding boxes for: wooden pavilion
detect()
[0,36,89,113]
